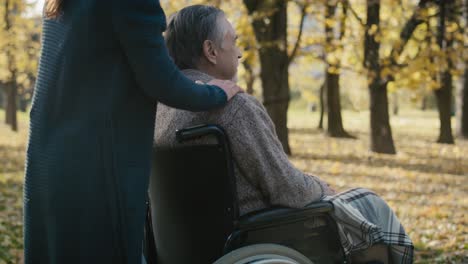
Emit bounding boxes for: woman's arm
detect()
[225,96,326,208]
[111,0,232,111]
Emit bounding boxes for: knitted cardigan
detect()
[24,2,227,262]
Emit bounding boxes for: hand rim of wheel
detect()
[231,254,300,264]
[213,243,314,264]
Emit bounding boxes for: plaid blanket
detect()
[323,188,414,263]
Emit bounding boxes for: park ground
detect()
[0,108,467,263]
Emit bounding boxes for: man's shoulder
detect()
[230,93,267,115]
[212,93,268,130]
[230,93,262,109]
[156,93,264,130]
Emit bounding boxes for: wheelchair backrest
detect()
[148,125,238,264]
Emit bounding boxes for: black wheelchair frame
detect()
[144,124,347,264]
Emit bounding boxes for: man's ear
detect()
[202,40,218,65]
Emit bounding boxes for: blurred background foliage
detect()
[162,0,467,154]
[1,0,467,151]
[0,0,467,263]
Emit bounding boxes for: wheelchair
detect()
[144,124,347,264]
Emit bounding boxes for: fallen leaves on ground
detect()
[0,109,466,263]
[288,109,467,263]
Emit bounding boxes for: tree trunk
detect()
[4,0,18,131]
[244,0,291,154]
[326,72,352,137]
[324,1,352,138]
[19,96,28,112]
[461,67,468,138]
[5,88,11,124]
[434,0,455,144]
[0,82,4,109]
[435,71,454,143]
[318,83,325,129]
[459,0,468,138]
[364,0,396,154]
[242,60,255,95]
[421,96,427,110]
[5,81,17,131]
[258,49,291,154]
[392,92,399,115]
[370,81,395,153]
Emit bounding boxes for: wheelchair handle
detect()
[176,124,228,144]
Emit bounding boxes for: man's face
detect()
[215,17,241,81]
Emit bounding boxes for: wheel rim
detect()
[246,259,298,264]
[234,254,300,264]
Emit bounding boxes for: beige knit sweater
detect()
[154,69,327,215]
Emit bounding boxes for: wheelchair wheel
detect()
[213,244,314,264]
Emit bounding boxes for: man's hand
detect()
[206,79,244,101]
[323,183,337,196]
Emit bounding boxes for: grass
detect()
[0,108,467,263]
[0,110,28,264]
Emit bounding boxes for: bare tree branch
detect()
[339,0,348,40]
[342,0,365,26]
[288,2,308,65]
[381,0,438,83]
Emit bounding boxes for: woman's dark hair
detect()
[45,0,64,19]
[165,5,225,70]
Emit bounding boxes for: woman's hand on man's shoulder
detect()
[206,79,244,101]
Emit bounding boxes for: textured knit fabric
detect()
[23,1,228,263]
[324,188,414,263]
[155,69,327,215]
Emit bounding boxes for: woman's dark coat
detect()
[23,1,227,263]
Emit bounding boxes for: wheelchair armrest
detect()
[238,201,333,230]
[225,201,345,261]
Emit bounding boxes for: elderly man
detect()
[154,5,413,264]
[157,4,332,214]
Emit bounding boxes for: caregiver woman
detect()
[23,0,242,263]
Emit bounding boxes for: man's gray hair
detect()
[165,5,226,70]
